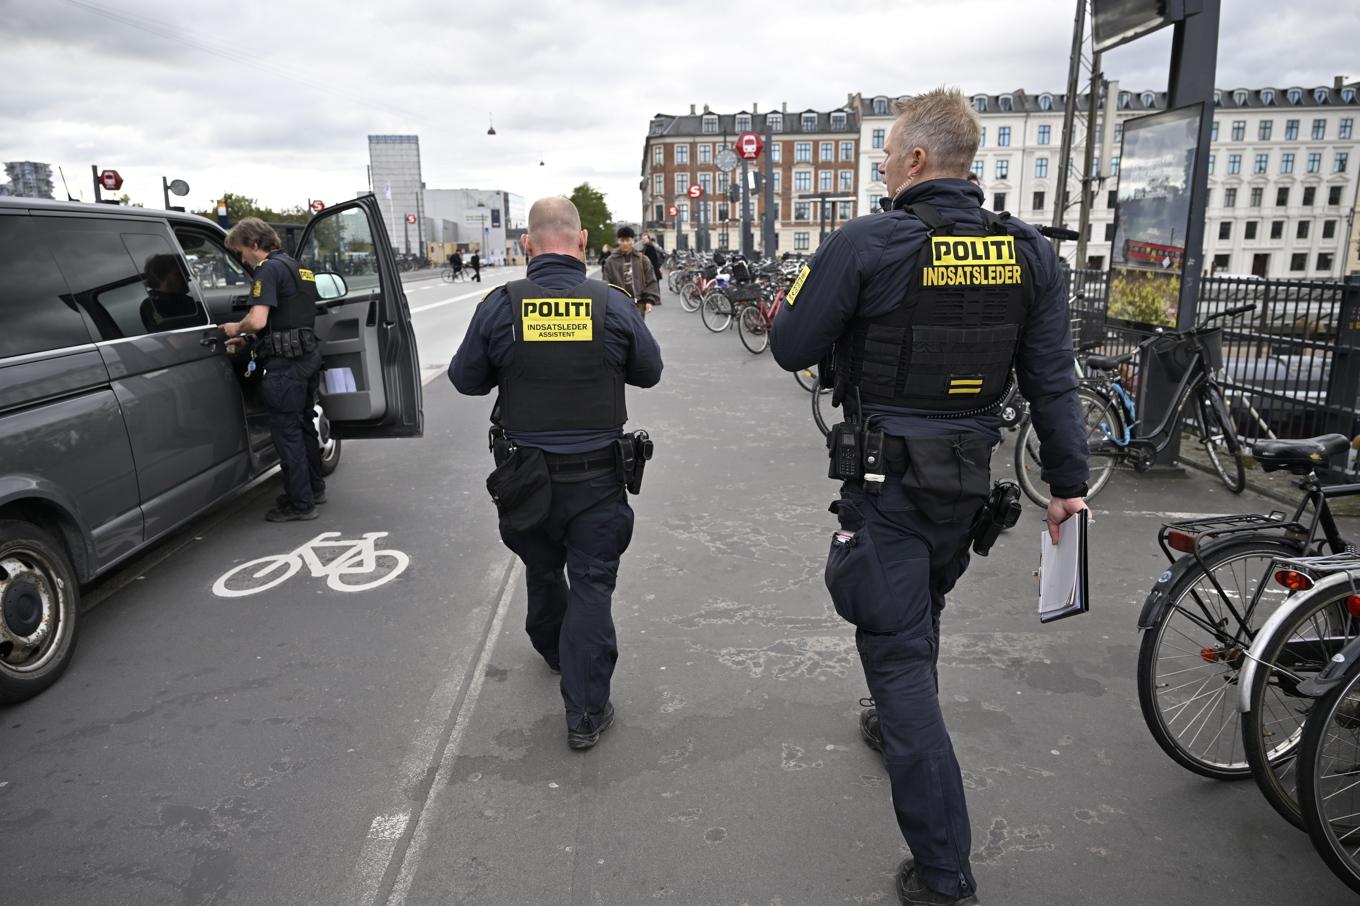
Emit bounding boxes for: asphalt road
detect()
[2,275,1353,905]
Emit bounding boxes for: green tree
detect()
[568,183,614,255]
[191,192,310,224]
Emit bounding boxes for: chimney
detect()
[1337,75,1347,90]
[703,104,710,114]
[782,101,788,113]
[753,102,759,114]
[690,103,696,115]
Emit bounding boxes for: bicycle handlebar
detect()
[1204,304,1256,322]
[1036,224,1080,240]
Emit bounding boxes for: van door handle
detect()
[200,330,221,348]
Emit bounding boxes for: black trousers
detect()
[261,348,325,511]
[499,470,634,730]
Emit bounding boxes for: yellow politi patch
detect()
[785,265,811,306]
[251,280,263,298]
[922,235,1022,287]
[521,298,593,341]
[298,267,316,282]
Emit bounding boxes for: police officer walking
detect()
[770,88,1088,905]
[450,197,662,750]
[223,218,326,522]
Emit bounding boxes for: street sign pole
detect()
[91,164,102,203]
[763,120,776,255]
[740,159,752,257]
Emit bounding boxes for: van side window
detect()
[175,227,248,289]
[0,216,94,359]
[44,220,207,340]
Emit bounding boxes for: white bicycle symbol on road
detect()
[212,532,410,598]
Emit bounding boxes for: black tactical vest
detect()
[496,278,627,432]
[263,252,319,331]
[834,202,1031,413]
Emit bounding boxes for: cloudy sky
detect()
[2,0,1356,222]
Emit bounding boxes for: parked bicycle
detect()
[1014,304,1255,507]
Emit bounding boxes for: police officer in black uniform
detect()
[770,89,1089,906]
[450,197,662,750]
[223,218,326,523]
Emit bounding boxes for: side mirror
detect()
[314,272,348,301]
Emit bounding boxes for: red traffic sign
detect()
[99,169,123,191]
[310,200,325,213]
[736,132,764,160]
[686,184,704,199]
[667,205,678,217]
[405,213,417,224]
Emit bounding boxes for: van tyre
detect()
[316,408,342,476]
[0,520,79,704]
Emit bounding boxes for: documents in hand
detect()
[1037,509,1089,623]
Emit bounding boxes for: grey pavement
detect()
[2,279,1353,905]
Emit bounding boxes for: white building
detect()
[367,135,425,255]
[854,78,1360,279]
[422,188,526,264]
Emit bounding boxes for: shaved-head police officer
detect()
[770,88,1089,905]
[450,197,662,750]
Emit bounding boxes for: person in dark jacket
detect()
[601,226,660,318]
[449,197,663,751]
[641,232,666,299]
[469,251,481,282]
[770,88,1088,906]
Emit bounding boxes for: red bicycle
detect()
[736,282,786,354]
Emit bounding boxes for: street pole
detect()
[740,159,753,257]
[404,217,410,255]
[91,164,102,203]
[1075,54,1103,268]
[1051,0,1086,256]
[763,120,775,256]
[162,176,171,210]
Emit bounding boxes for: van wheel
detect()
[316,407,342,476]
[0,520,79,704]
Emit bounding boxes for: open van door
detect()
[295,195,423,439]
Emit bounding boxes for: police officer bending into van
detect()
[222,218,326,523]
[770,88,1088,906]
[450,197,662,750]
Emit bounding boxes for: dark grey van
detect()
[0,194,422,703]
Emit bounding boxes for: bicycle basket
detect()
[1151,329,1219,381]
[702,264,718,279]
[726,283,763,303]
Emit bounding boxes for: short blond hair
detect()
[225,217,281,252]
[891,87,980,176]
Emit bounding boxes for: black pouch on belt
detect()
[486,446,552,532]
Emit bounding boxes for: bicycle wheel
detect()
[680,283,702,313]
[1298,655,1360,895]
[1012,386,1121,508]
[738,306,770,354]
[1137,537,1302,779]
[1196,386,1246,494]
[700,293,732,333]
[1243,584,1360,829]
[812,387,834,437]
[795,367,818,393]
[441,268,453,283]
[666,270,680,293]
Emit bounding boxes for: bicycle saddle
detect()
[1251,434,1352,474]
[1086,352,1135,372]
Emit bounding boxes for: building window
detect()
[1039,94,1053,111]
[1254,153,1269,174]
[1285,119,1299,140]
[717,203,729,221]
[1336,152,1350,173]
[1270,220,1284,239]
[1319,252,1335,271]
[978,127,986,147]
[1281,152,1295,174]
[1323,219,1337,239]
[1245,221,1258,240]
[974,96,988,112]
[676,202,688,222]
[970,160,984,180]
[818,171,833,191]
[1227,154,1242,175]
[869,194,883,210]
[795,142,811,162]
[819,141,833,161]
[1341,118,1355,140]
[654,204,663,223]
[1104,222,1116,241]
[794,232,810,251]
[653,174,664,195]
[1224,187,1237,207]
[1288,88,1303,105]
[1231,120,1245,141]
[998,126,1011,147]
[735,113,751,132]
[772,170,781,192]
[1297,220,1310,239]
[838,201,853,220]
[794,202,810,220]
[1316,88,1331,104]
[1212,253,1231,271]
[717,172,729,193]
[1303,185,1316,206]
[1033,190,1046,210]
[698,172,712,192]
[1276,186,1290,205]
[1259,120,1274,141]
[1143,91,1157,107]
[702,115,718,134]
[1234,89,1248,105]
[674,173,690,193]
[1307,152,1322,173]
[1346,89,1358,103]
[1329,185,1344,205]
[995,159,1009,179]
[872,128,885,149]
[999,95,1013,112]
[1312,118,1327,139]
[794,171,812,192]
[1038,124,1051,145]
[1219,222,1231,240]
[1250,186,1263,207]
[770,142,782,162]
[1112,156,1121,175]
[768,113,783,133]
[840,141,854,161]
[1262,89,1276,105]
[1108,189,1118,208]
[1035,157,1049,178]
[676,144,689,164]
[838,170,853,191]
[1290,252,1307,270]
[1120,91,1131,109]
[831,111,848,131]
[871,162,882,183]
[801,112,817,131]
[698,143,712,164]
[992,192,1006,211]
[1207,154,1216,175]
[872,97,889,115]
[1210,120,1219,141]
[652,145,663,165]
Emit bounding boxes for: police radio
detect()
[828,422,863,482]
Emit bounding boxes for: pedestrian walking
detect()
[641,232,665,283]
[449,197,662,751]
[448,250,465,281]
[222,218,327,522]
[601,226,660,319]
[769,87,1089,906]
[469,251,482,282]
